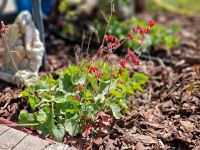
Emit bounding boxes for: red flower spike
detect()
[0,21,8,34]
[149,20,154,28]
[133,28,137,33]
[128,32,133,40]
[119,58,128,68]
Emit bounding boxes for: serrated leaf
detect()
[52,124,65,142]
[110,103,121,119]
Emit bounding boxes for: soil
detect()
[0,12,200,150]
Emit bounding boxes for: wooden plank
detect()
[0,125,10,135]
[45,143,65,150]
[63,145,78,150]
[13,134,50,150]
[0,128,27,149]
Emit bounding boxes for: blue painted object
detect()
[15,0,55,15]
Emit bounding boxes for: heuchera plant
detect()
[1,19,153,142]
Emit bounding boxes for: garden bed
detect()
[0,12,200,149]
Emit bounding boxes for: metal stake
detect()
[31,0,46,70]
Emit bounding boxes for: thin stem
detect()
[3,35,27,86]
[86,32,93,60]
[106,68,113,95]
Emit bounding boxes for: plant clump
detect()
[17,20,154,142]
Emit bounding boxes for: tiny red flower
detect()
[119,58,128,68]
[138,24,142,31]
[96,72,103,79]
[149,20,154,28]
[0,21,8,34]
[133,28,137,33]
[118,80,124,84]
[76,84,84,91]
[88,66,99,73]
[144,28,151,34]
[73,95,81,100]
[114,39,120,46]
[111,73,115,77]
[139,29,145,35]
[128,32,133,40]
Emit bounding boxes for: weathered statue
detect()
[0,11,44,86]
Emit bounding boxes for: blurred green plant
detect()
[95,17,181,50]
[147,0,200,16]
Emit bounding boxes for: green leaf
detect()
[52,124,65,142]
[55,97,67,103]
[110,103,121,119]
[132,82,143,91]
[94,94,105,102]
[89,77,98,91]
[28,96,38,110]
[64,66,80,76]
[18,110,35,124]
[36,109,47,123]
[64,117,80,136]
[85,91,93,100]
[38,109,54,136]
[125,85,134,95]
[109,89,122,97]
[133,73,149,85]
[61,74,72,91]
[20,90,30,96]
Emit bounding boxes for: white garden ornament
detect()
[0,11,44,85]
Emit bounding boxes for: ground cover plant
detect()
[13,16,154,142]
